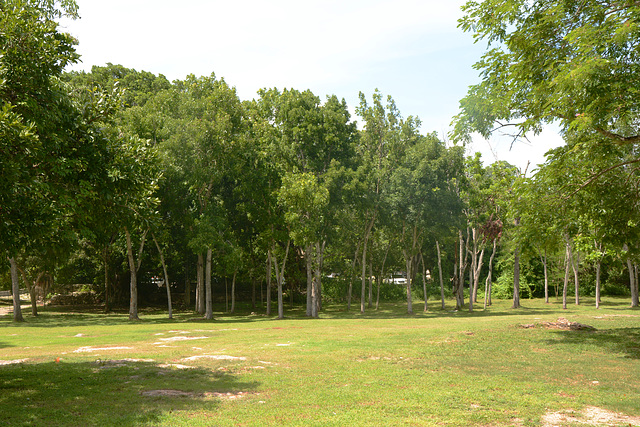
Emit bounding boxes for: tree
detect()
[1,0,126,321]
[389,128,464,314]
[453,0,640,146]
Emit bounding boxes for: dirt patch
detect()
[73,346,133,353]
[0,359,29,366]
[542,406,640,426]
[181,355,246,362]
[520,318,596,331]
[157,363,195,370]
[155,336,209,343]
[141,389,251,400]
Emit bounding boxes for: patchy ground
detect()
[520,317,596,331]
[542,406,640,426]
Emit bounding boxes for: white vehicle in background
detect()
[383,272,407,285]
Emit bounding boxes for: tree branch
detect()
[564,158,640,199]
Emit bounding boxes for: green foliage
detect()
[454,0,640,145]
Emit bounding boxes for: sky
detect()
[59,0,564,172]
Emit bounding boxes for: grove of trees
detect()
[2,0,639,322]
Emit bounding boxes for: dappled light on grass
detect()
[0,360,259,427]
[1,298,639,425]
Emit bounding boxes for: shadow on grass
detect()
[0,360,259,427]
[1,298,637,327]
[546,327,640,360]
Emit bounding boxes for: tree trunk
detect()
[484,239,497,310]
[405,256,413,315]
[512,245,521,309]
[542,249,549,304]
[436,240,445,310]
[472,244,485,305]
[368,261,373,309]
[273,240,290,320]
[420,250,428,312]
[251,276,257,311]
[572,250,580,305]
[456,230,466,310]
[632,264,638,307]
[361,216,375,314]
[103,247,111,312]
[306,244,313,316]
[16,265,38,316]
[125,228,139,320]
[377,239,391,311]
[347,245,358,312]
[595,259,601,309]
[184,259,191,308]
[315,244,323,315]
[231,270,237,314]
[205,248,213,320]
[563,240,570,310]
[8,257,24,322]
[266,250,272,316]
[197,253,205,314]
[627,257,638,307]
[152,232,172,319]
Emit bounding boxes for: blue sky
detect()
[60,0,563,172]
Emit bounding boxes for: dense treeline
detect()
[3,0,639,321]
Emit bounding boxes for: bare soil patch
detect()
[181,355,247,362]
[0,359,29,366]
[141,389,251,400]
[73,346,133,353]
[542,406,640,426]
[520,318,596,331]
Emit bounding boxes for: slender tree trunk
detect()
[205,248,213,320]
[152,232,172,319]
[472,245,485,304]
[572,250,580,305]
[484,239,497,310]
[453,240,460,309]
[377,239,391,310]
[103,247,111,312]
[16,265,38,316]
[251,276,257,311]
[456,230,466,310]
[627,257,638,307]
[197,253,205,314]
[125,228,139,320]
[405,256,413,314]
[436,240,445,310]
[273,240,290,320]
[347,245,358,312]
[632,264,638,307]
[420,250,428,312]
[542,249,549,304]
[231,270,237,314]
[361,216,375,314]
[368,262,373,309]
[266,250,272,316]
[512,245,521,309]
[184,260,191,308]
[595,259,601,309]
[225,277,229,313]
[563,240,570,310]
[8,257,24,322]
[315,242,324,315]
[306,245,313,316]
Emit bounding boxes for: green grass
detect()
[1,298,639,426]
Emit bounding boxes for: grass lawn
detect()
[0,297,639,426]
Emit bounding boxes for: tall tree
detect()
[453,0,640,146]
